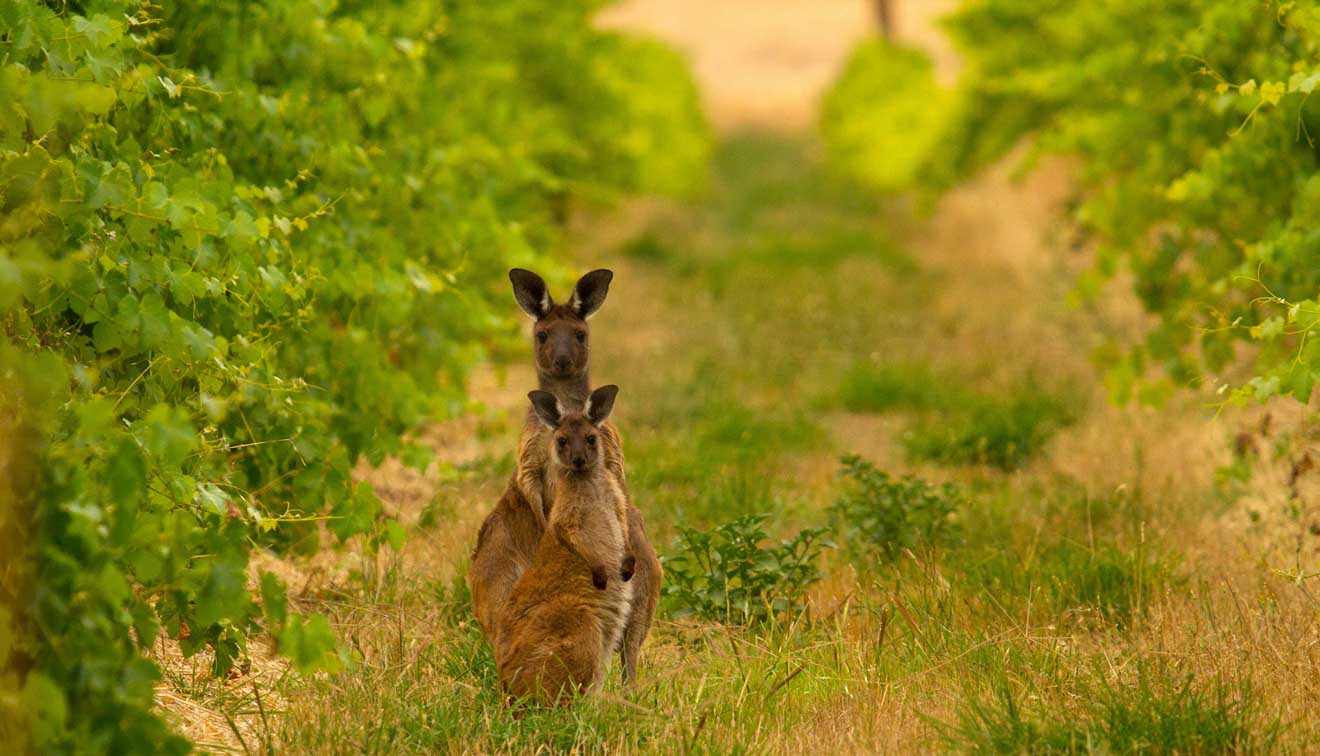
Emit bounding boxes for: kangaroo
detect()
[469,268,660,684]
[496,386,634,703]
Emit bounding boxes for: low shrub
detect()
[829,455,963,559]
[661,514,830,625]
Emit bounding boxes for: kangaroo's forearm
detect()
[517,467,547,530]
[554,519,610,589]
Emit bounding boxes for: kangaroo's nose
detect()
[571,456,586,469]
[554,356,571,372]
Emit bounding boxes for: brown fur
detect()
[470,270,662,684]
[495,405,634,703]
[470,409,632,636]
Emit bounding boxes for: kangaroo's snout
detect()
[571,455,587,470]
[554,355,573,374]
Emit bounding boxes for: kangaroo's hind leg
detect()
[619,508,660,685]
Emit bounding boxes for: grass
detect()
[167,133,1316,752]
[960,535,1180,627]
[837,359,1080,470]
[943,666,1282,753]
[837,360,966,413]
[904,390,1078,470]
[274,597,856,753]
[626,394,823,526]
[948,482,1182,627]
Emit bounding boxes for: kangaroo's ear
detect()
[528,391,563,429]
[569,269,613,320]
[584,384,618,426]
[509,268,551,320]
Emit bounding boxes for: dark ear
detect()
[528,391,563,429]
[569,269,613,320]
[509,268,551,320]
[584,384,618,426]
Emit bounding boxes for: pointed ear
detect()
[509,268,551,320]
[568,269,613,320]
[585,384,618,426]
[528,391,563,429]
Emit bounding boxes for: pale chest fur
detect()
[549,473,633,655]
[551,475,628,557]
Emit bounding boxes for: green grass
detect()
[707,132,880,233]
[274,598,856,753]
[942,666,1282,753]
[836,360,1080,470]
[960,536,1180,627]
[623,132,913,291]
[904,390,1079,470]
[609,133,922,527]
[627,393,823,528]
[837,360,967,413]
[950,482,1181,626]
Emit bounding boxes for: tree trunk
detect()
[874,0,894,39]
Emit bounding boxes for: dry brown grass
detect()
[152,634,288,754]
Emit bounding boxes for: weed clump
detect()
[830,454,963,559]
[661,513,830,625]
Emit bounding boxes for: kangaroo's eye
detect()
[575,331,586,343]
[536,332,548,344]
[556,437,568,448]
[587,435,597,446]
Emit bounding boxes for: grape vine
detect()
[937,0,1320,405]
[825,1,1320,407]
[0,0,707,750]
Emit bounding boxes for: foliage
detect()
[819,39,952,192]
[0,0,707,750]
[661,513,830,625]
[590,35,711,198]
[0,342,44,753]
[925,0,1320,405]
[829,455,963,559]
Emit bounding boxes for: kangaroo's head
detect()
[509,268,613,381]
[528,385,618,474]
